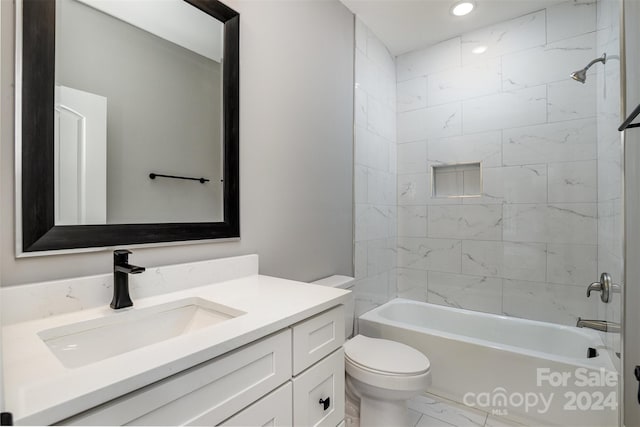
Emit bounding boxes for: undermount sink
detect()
[38,297,246,369]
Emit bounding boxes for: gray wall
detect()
[624,0,640,424]
[0,0,4,409]
[0,0,354,286]
[57,0,223,223]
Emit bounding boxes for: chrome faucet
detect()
[576,317,621,333]
[111,249,145,310]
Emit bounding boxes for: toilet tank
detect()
[311,275,355,339]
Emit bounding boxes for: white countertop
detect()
[3,274,350,425]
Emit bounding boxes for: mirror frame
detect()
[17,0,240,254]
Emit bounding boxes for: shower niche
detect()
[431,163,481,198]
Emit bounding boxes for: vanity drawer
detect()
[60,330,291,426]
[220,382,292,426]
[292,348,345,427]
[292,305,344,375]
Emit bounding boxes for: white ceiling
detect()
[340,0,567,56]
[77,0,224,62]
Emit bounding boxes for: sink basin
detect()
[38,297,246,369]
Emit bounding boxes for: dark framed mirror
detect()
[17,0,239,254]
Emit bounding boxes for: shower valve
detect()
[586,272,619,303]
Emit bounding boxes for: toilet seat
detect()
[345,356,423,377]
[344,335,431,391]
[344,335,430,375]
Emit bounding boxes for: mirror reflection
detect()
[54,0,224,225]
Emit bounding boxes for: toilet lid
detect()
[344,335,430,375]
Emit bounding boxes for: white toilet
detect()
[312,276,431,427]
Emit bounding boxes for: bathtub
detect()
[358,299,619,426]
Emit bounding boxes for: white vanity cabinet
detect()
[290,306,346,427]
[59,330,292,426]
[57,306,345,427]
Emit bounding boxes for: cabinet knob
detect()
[319,397,330,411]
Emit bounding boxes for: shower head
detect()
[570,68,588,84]
[570,53,607,84]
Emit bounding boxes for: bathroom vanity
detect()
[1,255,349,425]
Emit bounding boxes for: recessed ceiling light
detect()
[451,1,475,16]
[472,45,488,54]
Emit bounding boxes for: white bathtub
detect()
[358,299,619,426]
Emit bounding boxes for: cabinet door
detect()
[293,349,344,427]
[221,382,292,427]
[133,331,291,426]
[292,306,344,375]
[61,330,291,426]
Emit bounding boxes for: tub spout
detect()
[576,317,620,333]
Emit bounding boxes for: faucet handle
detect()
[586,272,612,303]
[114,249,132,264]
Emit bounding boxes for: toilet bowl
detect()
[311,276,431,427]
[344,335,431,427]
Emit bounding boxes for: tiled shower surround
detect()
[354,0,623,328]
[395,0,621,326]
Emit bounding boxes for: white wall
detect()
[0,0,354,286]
[395,1,606,326]
[353,18,397,317]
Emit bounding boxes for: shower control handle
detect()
[586,272,615,303]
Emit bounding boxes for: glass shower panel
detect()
[595,0,623,373]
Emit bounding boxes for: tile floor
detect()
[408,393,526,427]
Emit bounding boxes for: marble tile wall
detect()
[354,18,398,318]
[394,0,619,327]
